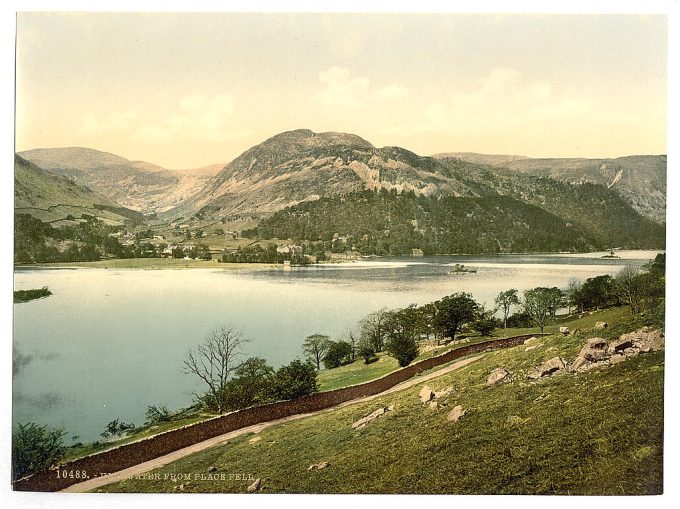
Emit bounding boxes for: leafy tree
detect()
[383,306,420,367]
[273,359,318,400]
[323,340,354,369]
[434,293,479,342]
[216,357,276,411]
[566,278,582,314]
[495,289,520,328]
[303,334,330,370]
[578,275,617,310]
[523,287,564,332]
[506,311,533,328]
[474,309,499,337]
[12,422,66,480]
[358,340,378,364]
[183,324,249,413]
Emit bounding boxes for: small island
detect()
[14,286,52,303]
[448,264,477,274]
[601,250,621,259]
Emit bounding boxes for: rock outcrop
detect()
[447,405,466,423]
[352,406,393,429]
[486,368,511,386]
[528,357,566,379]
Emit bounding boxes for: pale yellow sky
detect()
[15,13,667,168]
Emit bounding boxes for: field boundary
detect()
[13,333,548,492]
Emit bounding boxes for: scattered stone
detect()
[528,357,565,379]
[447,405,466,422]
[247,478,261,492]
[419,385,435,403]
[525,345,539,352]
[429,401,438,411]
[559,327,570,335]
[308,461,330,471]
[610,354,626,365]
[249,436,262,444]
[208,466,218,473]
[570,328,581,336]
[352,406,391,429]
[486,368,510,386]
[524,336,539,345]
[594,321,608,329]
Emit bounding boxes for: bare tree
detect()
[615,264,642,315]
[183,324,249,413]
[303,334,330,370]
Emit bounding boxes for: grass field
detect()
[95,308,664,494]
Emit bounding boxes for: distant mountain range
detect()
[434,152,666,224]
[14,154,143,225]
[18,147,223,214]
[16,129,666,253]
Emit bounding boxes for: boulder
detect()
[524,336,539,345]
[619,328,664,353]
[247,478,261,492]
[428,401,438,411]
[249,436,262,444]
[610,354,626,365]
[594,321,608,329]
[528,357,565,379]
[352,406,390,429]
[208,466,218,473]
[308,461,330,471]
[486,368,510,386]
[570,356,590,371]
[577,337,610,362]
[609,337,634,354]
[447,405,466,422]
[559,327,570,336]
[419,385,435,403]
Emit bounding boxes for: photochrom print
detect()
[12,11,666,495]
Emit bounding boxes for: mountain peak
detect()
[260,129,374,150]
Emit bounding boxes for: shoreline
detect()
[13,249,662,271]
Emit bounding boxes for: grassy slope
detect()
[96,309,663,495]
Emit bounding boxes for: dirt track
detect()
[62,354,484,493]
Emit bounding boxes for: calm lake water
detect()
[13,250,659,441]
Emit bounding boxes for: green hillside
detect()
[96,309,664,495]
[246,187,664,255]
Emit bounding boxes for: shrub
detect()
[273,359,318,400]
[12,422,66,480]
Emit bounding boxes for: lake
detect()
[12,250,659,441]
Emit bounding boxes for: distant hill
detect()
[168,129,487,221]
[19,147,222,214]
[432,152,529,166]
[14,154,143,225]
[434,153,666,224]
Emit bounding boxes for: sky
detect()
[15,12,668,169]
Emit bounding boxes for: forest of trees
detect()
[244,189,665,256]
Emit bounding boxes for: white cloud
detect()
[132,94,247,144]
[78,109,137,137]
[312,67,410,108]
[379,67,594,142]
